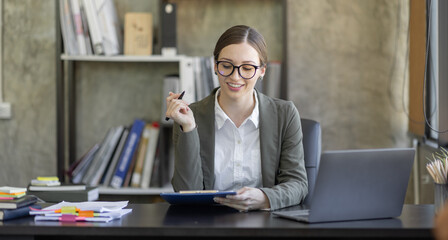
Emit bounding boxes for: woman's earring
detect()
[258,76,264,81]
[215,72,218,75]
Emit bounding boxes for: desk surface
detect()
[0,203,435,239]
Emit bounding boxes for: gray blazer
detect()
[171,88,308,210]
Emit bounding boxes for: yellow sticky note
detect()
[61,206,77,214]
[37,176,59,181]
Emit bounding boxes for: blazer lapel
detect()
[258,93,279,187]
[194,89,218,189]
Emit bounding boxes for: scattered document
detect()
[32,201,131,223]
[39,201,128,212]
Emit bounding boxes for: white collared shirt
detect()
[213,89,262,191]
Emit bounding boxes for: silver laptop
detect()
[273,148,415,223]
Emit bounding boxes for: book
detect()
[141,122,160,188]
[82,0,104,55]
[161,75,180,123]
[94,0,122,55]
[102,128,129,186]
[123,139,141,187]
[59,0,79,55]
[0,195,38,209]
[69,0,87,55]
[87,126,125,186]
[0,204,41,221]
[82,127,116,186]
[0,187,27,194]
[179,57,196,104]
[130,124,151,187]
[111,119,146,188]
[159,126,174,187]
[28,185,86,192]
[71,143,100,184]
[27,187,98,203]
[79,0,93,55]
[124,12,153,55]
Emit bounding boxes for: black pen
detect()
[166,90,185,121]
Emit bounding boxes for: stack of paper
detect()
[30,176,61,187]
[30,201,131,222]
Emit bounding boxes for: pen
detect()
[165,90,185,121]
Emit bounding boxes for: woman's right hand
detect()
[165,92,196,132]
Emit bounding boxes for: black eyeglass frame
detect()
[215,61,261,80]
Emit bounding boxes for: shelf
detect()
[60,54,187,62]
[98,185,173,195]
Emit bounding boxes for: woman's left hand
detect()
[214,187,270,212]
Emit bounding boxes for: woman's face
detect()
[215,42,265,102]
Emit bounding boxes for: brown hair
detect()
[213,25,267,67]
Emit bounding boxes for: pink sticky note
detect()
[60,214,77,222]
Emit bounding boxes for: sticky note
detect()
[60,214,77,222]
[78,211,94,217]
[61,206,77,214]
[37,176,59,181]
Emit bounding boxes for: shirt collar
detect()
[214,88,259,130]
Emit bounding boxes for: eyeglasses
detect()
[216,61,260,80]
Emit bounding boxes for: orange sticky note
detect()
[78,210,94,217]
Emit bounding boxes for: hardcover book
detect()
[81,128,115,185]
[27,187,98,203]
[0,204,41,221]
[102,128,129,186]
[87,126,125,186]
[141,122,160,188]
[71,143,100,184]
[28,185,86,191]
[130,124,151,187]
[0,195,38,209]
[111,119,146,188]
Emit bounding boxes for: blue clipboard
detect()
[160,191,237,205]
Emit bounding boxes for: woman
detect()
[165,25,308,211]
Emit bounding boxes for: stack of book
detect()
[67,119,171,189]
[0,186,40,221]
[27,177,98,203]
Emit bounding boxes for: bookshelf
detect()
[56,54,192,195]
[55,1,195,200]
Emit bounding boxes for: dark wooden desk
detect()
[0,203,435,239]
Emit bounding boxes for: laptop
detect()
[273,148,415,223]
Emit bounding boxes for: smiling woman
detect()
[165,25,308,211]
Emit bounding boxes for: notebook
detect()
[273,148,415,223]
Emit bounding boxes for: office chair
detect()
[300,118,322,205]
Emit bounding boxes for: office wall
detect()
[0,0,56,186]
[286,0,411,150]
